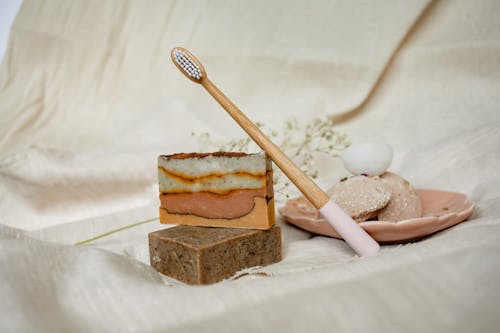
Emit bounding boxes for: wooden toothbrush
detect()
[170,47,380,256]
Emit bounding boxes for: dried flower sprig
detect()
[193,116,350,200]
[74,217,158,246]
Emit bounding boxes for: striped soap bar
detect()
[158,152,275,230]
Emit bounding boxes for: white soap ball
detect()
[341,142,393,176]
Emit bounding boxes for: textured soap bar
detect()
[158,152,275,230]
[149,225,281,284]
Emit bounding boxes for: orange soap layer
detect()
[159,188,268,219]
[159,197,275,230]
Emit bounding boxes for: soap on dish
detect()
[377,172,422,221]
[149,224,282,284]
[327,175,392,222]
[158,152,275,230]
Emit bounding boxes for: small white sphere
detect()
[341,142,393,176]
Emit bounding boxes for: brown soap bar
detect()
[149,224,281,284]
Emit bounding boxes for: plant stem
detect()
[74,217,158,246]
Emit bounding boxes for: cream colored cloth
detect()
[1,0,500,332]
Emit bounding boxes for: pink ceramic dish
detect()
[279,189,475,244]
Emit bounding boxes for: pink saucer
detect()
[279,189,475,244]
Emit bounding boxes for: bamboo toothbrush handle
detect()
[202,78,329,208]
[172,47,379,256]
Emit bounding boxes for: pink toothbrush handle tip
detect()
[319,200,380,256]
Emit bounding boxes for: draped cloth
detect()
[1,0,499,331]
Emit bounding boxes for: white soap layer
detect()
[158,153,271,193]
[158,153,267,177]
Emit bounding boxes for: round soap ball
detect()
[327,175,392,222]
[341,142,393,176]
[377,172,422,222]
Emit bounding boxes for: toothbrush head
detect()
[171,47,206,83]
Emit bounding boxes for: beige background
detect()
[1,0,499,332]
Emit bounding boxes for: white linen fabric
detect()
[1,0,499,332]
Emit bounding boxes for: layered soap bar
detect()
[158,152,275,230]
[149,224,282,284]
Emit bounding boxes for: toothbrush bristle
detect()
[173,48,203,80]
